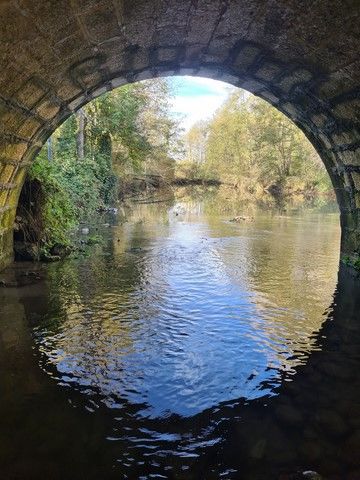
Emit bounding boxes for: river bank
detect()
[12,180,335,264]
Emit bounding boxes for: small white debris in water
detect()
[81,227,89,235]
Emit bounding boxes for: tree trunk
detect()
[47,137,53,162]
[76,108,86,160]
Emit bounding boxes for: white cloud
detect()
[171,94,227,130]
[169,76,237,131]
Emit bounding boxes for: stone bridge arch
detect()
[0,0,359,269]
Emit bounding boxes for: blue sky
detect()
[168,76,237,131]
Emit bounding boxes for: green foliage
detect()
[24,78,180,253]
[85,235,102,246]
[87,79,179,174]
[342,255,360,271]
[175,159,209,181]
[182,91,332,196]
[27,153,76,250]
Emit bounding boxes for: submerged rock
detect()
[249,438,267,459]
[278,470,322,480]
[0,270,43,288]
[98,206,118,214]
[126,247,142,253]
[14,240,72,263]
[302,471,322,480]
[42,254,62,263]
[50,244,73,258]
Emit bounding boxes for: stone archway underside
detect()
[0,0,359,269]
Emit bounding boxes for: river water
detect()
[1,188,359,479]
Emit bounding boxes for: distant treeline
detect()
[179,91,331,198]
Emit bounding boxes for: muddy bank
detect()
[171,178,222,187]
[12,177,334,265]
[118,175,166,200]
[118,175,222,199]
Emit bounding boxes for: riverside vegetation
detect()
[14,78,333,261]
[181,90,331,198]
[14,79,179,260]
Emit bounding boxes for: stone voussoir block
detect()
[311,113,331,129]
[278,69,313,94]
[351,172,360,192]
[14,77,49,110]
[239,79,266,94]
[0,205,15,230]
[355,193,360,210]
[333,98,360,122]
[0,164,15,184]
[255,62,281,82]
[339,148,360,166]
[36,96,62,121]
[233,45,261,73]
[331,130,359,147]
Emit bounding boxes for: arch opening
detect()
[0,1,359,270]
[11,74,338,262]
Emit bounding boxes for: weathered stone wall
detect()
[0,0,359,268]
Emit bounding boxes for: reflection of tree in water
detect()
[246,211,340,321]
[210,209,340,375]
[28,228,139,372]
[7,190,360,479]
[199,185,338,221]
[29,190,342,392]
[28,213,178,407]
[16,265,360,479]
[208,266,360,478]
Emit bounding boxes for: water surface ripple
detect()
[2,193,359,479]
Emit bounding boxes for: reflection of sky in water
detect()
[33,200,340,418]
